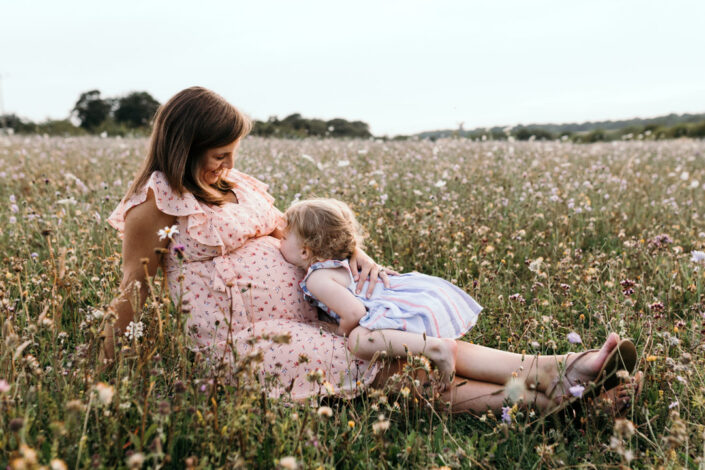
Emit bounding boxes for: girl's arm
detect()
[305,269,367,337]
[100,190,176,366]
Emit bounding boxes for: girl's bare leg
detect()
[453,333,621,395]
[348,326,458,383]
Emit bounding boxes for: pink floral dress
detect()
[108,170,379,400]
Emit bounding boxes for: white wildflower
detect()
[504,377,526,403]
[57,197,77,206]
[691,250,705,264]
[157,225,179,241]
[126,452,144,469]
[300,153,316,165]
[124,321,145,341]
[528,257,543,273]
[50,458,68,470]
[372,415,390,434]
[94,382,115,405]
[278,456,299,469]
[316,406,333,418]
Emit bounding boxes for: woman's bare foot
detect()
[425,338,457,389]
[544,332,621,403]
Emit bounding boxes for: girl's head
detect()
[127,86,252,205]
[281,198,363,268]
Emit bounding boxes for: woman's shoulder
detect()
[122,188,177,232]
[108,171,203,235]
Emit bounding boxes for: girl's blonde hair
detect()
[284,198,364,262]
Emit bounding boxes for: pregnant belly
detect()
[170,236,315,325]
[220,237,316,323]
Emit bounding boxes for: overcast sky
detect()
[1,0,704,136]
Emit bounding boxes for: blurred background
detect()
[1,0,703,139]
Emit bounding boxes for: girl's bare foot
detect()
[544,332,621,404]
[425,338,457,389]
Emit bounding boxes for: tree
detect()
[114,91,160,128]
[73,90,112,130]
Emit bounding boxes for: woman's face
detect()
[199,139,240,185]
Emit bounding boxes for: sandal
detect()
[542,339,637,420]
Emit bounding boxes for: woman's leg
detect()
[348,326,457,382]
[371,359,554,414]
[453,333,621,394]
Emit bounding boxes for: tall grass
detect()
[1,135,704,468]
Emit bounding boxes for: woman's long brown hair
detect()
[126,87,252,205]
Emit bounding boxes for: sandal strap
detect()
[545,348,599,402]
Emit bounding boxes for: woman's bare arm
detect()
[348,247,399,298]
[100,189,176,363]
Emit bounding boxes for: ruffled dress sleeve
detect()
[107,171,206,238]
[225,169,285,228]
[226,170,276,205]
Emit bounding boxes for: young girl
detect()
[279,198,483,385]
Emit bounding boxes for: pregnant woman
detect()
[101,87,639,414]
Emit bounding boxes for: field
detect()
[1,135,704,469]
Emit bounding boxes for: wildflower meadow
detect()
[1,135,704,468]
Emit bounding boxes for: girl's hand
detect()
[349,248,398,298]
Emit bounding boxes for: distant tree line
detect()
[1,91,372,139]
[1,90,160,137]
[414,112,705,142]
[251,113,372,138]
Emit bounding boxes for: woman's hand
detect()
[348,247,398,298]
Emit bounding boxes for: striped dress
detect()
[300,259,482,339]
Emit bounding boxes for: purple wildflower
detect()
[501,406,512,424]
[172,244,186,259]
[567,332,582,344]
[569,384,585,398]
[0,379,10,393]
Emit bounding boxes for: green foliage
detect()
[418,113,705,143]
[0,114,37,133]
[251,114,372,139]
[72,89,113,130]
[35,119,88,136]
[114,91,160,128]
